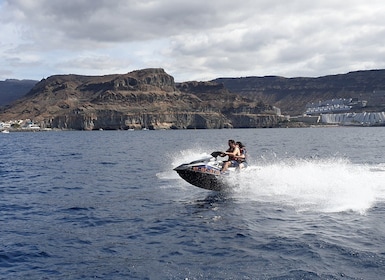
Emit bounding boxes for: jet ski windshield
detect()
[188,157,213,165]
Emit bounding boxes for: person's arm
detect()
[234,148,246,160]
[225,147,240,157]
[235,153,245,160]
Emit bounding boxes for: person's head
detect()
[228,139,235,147]
[236,141,244,148]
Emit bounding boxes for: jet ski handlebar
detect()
[211,151,225,158]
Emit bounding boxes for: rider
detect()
[220,139,240,173]
[235,141,248,169]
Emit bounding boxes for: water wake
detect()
[164,150,385,214]
[228,158,385,214]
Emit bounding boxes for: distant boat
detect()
[1,130,10,133]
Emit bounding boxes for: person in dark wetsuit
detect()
[220,139,240,173]
[235,141,248,169]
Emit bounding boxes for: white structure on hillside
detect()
[0,122,11,129]
[321,112,385,126]
[305,98,367,115]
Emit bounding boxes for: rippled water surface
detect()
[1,127,385,279]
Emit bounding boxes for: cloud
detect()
[1,0,385,81]
[2,0,252,44]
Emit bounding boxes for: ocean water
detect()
[1,127,385,279]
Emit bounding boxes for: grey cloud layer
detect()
[1,0,385,80]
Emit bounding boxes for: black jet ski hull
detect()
[174,162,226,191]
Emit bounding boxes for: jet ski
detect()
[173,151,237,191]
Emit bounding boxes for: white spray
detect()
[163,150,385,214]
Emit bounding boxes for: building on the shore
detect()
[0,119,41,131]
[305,98,367,115]
[321,112,385,126]
[296,97,385,126]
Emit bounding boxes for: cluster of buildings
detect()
[293,97,385,126]
[305,98,367,115]
[320,111,385,125]
[0,119,41,132]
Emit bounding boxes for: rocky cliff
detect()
[3,69,385,126]
[0,68,283,130]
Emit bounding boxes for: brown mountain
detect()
[213,69,385,115]
[0,68,282,130]
[4,68,384,129]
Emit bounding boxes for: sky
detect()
[1,0,385,82]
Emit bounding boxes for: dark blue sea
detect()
[1,127,385,279]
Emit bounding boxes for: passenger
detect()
[235,141,248,170]
[221,139,240,173]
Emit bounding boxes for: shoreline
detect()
[1,123,384,133]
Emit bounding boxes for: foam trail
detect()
[230,158,385,214]
[162,149,385,213]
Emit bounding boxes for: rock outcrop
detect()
[0,68,283,130]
